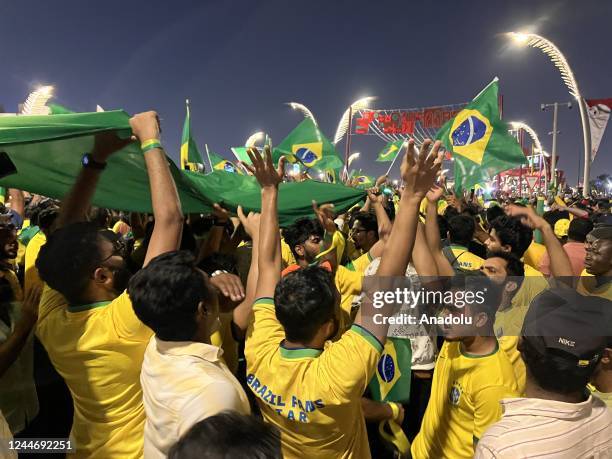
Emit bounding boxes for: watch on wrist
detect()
[82,153,107,170]
[211,270,228,278]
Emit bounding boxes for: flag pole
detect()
[384,141,405,176]
[205,143,213,173]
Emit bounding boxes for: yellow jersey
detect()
[24,231,46,295]
[210,312,239,375]
[577,269,612,300]
[411,340,519,459]
[523,241,546,270]
[334,266,363,337]
[345,252,373,275]
[245,298,382,459]
[36,287,152,458]
[445,244,484,271]
[494,265,547,394]
[281,238,296,268]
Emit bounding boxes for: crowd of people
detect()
[0,111,610,458]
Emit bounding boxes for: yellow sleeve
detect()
[24,232,46,294]
[245,298,285,367]
[473,385,513,440]
[332,231,346,265]
[36,284,66,325]
[281,239,296,268]
[318,324,382,402]
[108,291,153,342]
[335,266,363,298]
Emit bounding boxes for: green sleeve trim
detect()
[350,324,383,353]
[253,297,274,308]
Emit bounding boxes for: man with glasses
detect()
[35,113,184,459]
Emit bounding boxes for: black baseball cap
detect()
[521,288,611,368]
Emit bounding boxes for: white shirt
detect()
[140,337,250,459]
[475,395,612,458]
[0,302,38,434]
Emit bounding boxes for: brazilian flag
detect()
[180,102,204,170]
[273,118,343,169]
[369,337,412,403]
[354,175,374,188]
[209,151,237,173]
[376,139,404,162]
[436,78,526,193]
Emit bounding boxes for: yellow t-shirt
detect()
[494,265,547,394]
[411,340,519,459]
[334,266,363,337]
[210,312,239,375]
[281,238,296,268]
[577,269,612,300]
[35,287,152,459]
[446,244,484,271]
[523,241,547,270]
[345,252,373,275]
[24,231,46,295]
[245,298,382,459]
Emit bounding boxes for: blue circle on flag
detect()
[451,116,487,147]
[295,147,317,165]
[377,354,395,383]
[223,162,235,173]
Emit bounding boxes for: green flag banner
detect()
[369,337,412,403]
[230,146,252,165]
[180,104,204,169]
[0,111,364,226]
[273,118,343,170]
[435,78,526,193]
[48,103,76,115]
[209,151,237,173]
[376,139,404,163]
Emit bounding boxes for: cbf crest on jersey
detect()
[449,381,463,406]
[449,109,492,165]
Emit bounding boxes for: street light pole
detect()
[509,32,592,195]
[542,102,571,192]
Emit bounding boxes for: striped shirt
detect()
[475,396,612,458]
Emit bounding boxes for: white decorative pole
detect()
[509,32,592,194]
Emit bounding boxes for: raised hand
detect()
[375,174,388,188]
[212,203,230,223]
[426,185,444,203]
[505,204,546,230]
[237,205,261,238]
[209,272,245,302]
[129,111,160,143]
[244,146,285,188]
[312,201,336,233]
[367,190,385,206]
[400,139,443,199]
[91,131,134,163]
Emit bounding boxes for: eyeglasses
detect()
[99,236,128,264]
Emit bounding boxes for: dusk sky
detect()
[1,0,610,185]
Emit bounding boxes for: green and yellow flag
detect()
[180,101,204,170]
[435,78,526,193]
[273,118,343,169]
[376,139,404,162]
[231,146,252,166]
[209,151,238,173]
[369,337,412,403]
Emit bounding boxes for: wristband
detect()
[141,139,162,154]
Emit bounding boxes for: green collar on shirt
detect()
[279,343,323,359]
[460,339,499,359]
[67,301,111,313]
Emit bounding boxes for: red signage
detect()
[354,105,466,136]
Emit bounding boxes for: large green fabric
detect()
[0,111,365,226]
